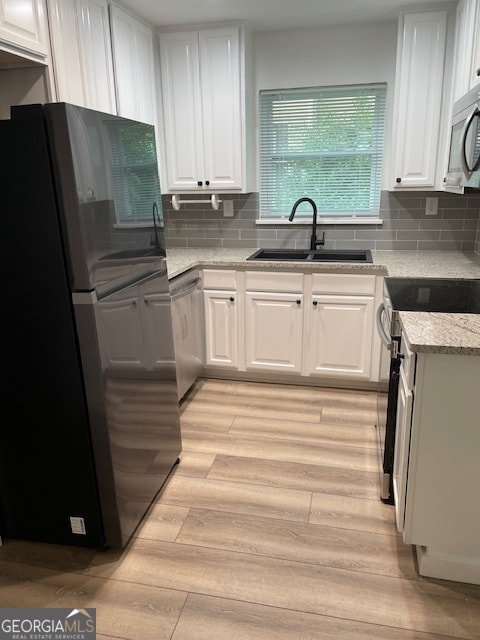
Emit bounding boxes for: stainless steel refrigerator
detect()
[0,103,182,549]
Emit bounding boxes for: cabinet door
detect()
[203,290,238,368]
[110,5,156,125]
[391,11,447,189]
[393,363,414,533]
[245,292,303,372]
[470,0,480,88]
[307,295,374,379]
[48,0,86,106]
[452,0,477,101]
[78,0,117,113]
[159,30,204,190]
[48,0,116,112]
[199,27,242,190]
[0,0,48,56]
[159,26,245,192]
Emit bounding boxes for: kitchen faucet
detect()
[289,197,325,250]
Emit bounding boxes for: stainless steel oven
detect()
[375,276,480,506]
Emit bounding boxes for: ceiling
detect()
[120,0,448,31]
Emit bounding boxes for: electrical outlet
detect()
[223,200,234,217]
[425,197,438,216]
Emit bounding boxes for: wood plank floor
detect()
[1,378,479,639]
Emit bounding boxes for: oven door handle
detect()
[376,302,393,350]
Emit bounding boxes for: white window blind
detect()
[259,84,387,220]
[105,120,162,225]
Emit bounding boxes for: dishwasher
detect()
[170,269,204,400]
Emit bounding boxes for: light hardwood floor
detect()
[1,378,479,639]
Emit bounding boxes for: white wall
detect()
[253,21,398,189]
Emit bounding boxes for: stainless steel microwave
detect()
[445,83,480,193]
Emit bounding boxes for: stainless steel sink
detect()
[246,248,373,263]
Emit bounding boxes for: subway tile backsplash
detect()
[162,191,480,255]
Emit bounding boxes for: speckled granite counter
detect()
[166,247,480,355]
[400,312,480,355]
[166,247,480,279]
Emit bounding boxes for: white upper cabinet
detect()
[390,10,449,190]
[452,0,480,101]
[159,25,253,193]
[109,4,156,125]
[48,0,116,113]
[471,1,480,88]
[0,0,49,59]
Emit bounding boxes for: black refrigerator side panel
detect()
[0,119,106,548]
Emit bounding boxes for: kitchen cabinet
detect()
[110,4,157,125]
[398,335,480,584]
[201,268,382,383]
[0,0,49,60]
[158,25,253,193]
[471,1,480,89]
[452,0,480,101]
[203,269,239,369]
[305,274,376,380]
[389,9,451,190]
[245,272,304,373]
[170,269,203,400]
[48,0,116,113]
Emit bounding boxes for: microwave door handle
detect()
[460,105,480,179]
[376,302,392,350]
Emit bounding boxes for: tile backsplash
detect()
[163,190,480,255]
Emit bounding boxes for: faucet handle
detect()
[316,231,326,247]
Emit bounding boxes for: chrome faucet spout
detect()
[289,197,324,251]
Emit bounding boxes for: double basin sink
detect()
[247,248,373,263]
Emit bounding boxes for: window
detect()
[259,84,387,221]
[105,120,162,226]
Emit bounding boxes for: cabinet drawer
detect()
[245,271,303,292]
[202,269,237,289]
[311,273,376,295]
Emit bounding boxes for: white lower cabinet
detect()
[202,269,239,369]
[399,341,480,584]
[305,273,377,380]
[306,294,374,379]
[202,268,381,382]
[244,271,304,373]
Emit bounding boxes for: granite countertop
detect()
[166,247,480,279]
[166,247,480,355]
[400,312,480,355]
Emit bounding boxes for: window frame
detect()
[258,83,387,224]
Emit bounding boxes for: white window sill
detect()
[256,218,383,225]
